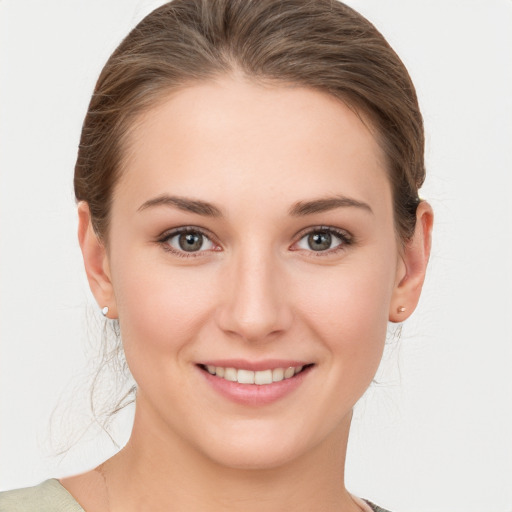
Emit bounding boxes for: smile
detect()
[198,361,314,405]
[202,365,306,385]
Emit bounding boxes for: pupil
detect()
[179,232,203,251]
[308,232,331,251]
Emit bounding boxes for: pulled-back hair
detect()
[74,0,425,244]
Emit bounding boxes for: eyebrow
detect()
[137,193,373,218]
[288,195,373,216]
[137,194,223,217]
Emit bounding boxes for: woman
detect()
[0,0,433,510]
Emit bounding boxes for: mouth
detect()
[197,361,315,405]
[198,363,314,385]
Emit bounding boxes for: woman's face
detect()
[88,77,411,469]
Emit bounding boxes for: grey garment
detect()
[364,499,392,512]
[0,479,392,512]
[0,480,84,512]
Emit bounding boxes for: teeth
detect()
[272,368,284,382]
[254,369,272,385]
[204,365,306,385]
[224,367,237,382]
[237,369,255,384]
[284,367,295,379]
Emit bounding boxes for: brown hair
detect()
[74,0,425,242]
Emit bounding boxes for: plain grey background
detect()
[1,1,511,511]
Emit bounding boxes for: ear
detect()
[389,201,433,322]
[78,202,118,319]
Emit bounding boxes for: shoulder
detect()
[363,499,393,512]
[0,479,84,512]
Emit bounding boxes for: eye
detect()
[294,227,351,253]
[160,228,217,256]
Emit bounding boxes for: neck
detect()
[100,400,360,512]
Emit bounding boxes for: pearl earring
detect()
[397,306,406,313]
[101,306,109,317]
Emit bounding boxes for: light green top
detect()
[0,479,84,512]
[0,479,390,512]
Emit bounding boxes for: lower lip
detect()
[199,366,313,406]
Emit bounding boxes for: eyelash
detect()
[157,226,353,259]
[292,226,353,257]
[157,227,219,259]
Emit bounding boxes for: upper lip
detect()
[198,359,312,371]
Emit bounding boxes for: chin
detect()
[192,419,332,471]
[204,441,304,471]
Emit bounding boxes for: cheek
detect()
[304,277,390,421]
[296,253,395,368]
[111,255,218,361]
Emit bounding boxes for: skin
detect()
[63,76,433,512]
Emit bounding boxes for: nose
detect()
[215,249,293,343]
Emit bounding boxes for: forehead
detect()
[117,77,391,217]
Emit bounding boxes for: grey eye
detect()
[307,232,332,251]
[296,230,344,252]
[179,232,203,251]
[167,231,215,253]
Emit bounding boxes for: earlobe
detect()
[389,201,433,323]
[77,202,118,319]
